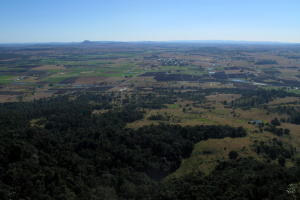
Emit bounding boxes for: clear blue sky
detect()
[0,0,299,43]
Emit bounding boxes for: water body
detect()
[253,82,267,86]
[231,79,249,83]
[13,82,28,84]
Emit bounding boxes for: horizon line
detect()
[0,39,299,45]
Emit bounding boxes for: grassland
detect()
[0,75,17,83]
[170,137,255,177]
[126,92,300,177]
[1,41,300,173]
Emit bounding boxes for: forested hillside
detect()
[0,92,300,199]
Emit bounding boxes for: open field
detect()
[2,42,300,199]
[0,75,17,83]
[1,41,300,173]
[171,137,256,176]
[32,65,67,70]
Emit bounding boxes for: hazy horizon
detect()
[1,39,299,45]
[1,0,299,43]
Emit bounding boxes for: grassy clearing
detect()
[100,72,134,77]
[44,77,69,83]
[94,60,115,64]
[167,104,180,109]
[171,129,297,178]
[39,60,58,65]
[289,89,300,95]
[206,94,242,102]
[170,110,300,178]
[127,95,300,178]
[115,63,137,69]
[127,100,273,129]
[0,80,13,84]
[267,96,299,105]
[197,118,216,124]
[0,75,15,80]
[45,69,65,73]
[183,70,205,76]
[93,53,135,59]
[235,119,248,124]
[170,136,256,177]
[0,75,16,83]
[69,69,87,74]
[160,66,182,70]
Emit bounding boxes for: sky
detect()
[0,0,299,43]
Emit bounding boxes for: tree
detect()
[271,118,281,126]
[287,182,300,200]
[228,151,239,161]
[284,128,290,135]
[274,128,283,136]
[278,157,286,167]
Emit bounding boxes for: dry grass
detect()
[127,94,300,178]
[74,76,107,85]
[32,65,66,70]
[206,94,241,102]
[92,109,110,115]
[127,99,270,129]
[170,136,257,177]
[267,97,299,105]
[0,95,19,102]
[280,123,300,153]
[171,126,298,178]
[25,92,54,101]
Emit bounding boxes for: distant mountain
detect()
[167,40,296,45]
[0,40,298,47]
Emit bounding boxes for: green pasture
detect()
[197,118,216,124]
[0,75,16,83]
[265,87,280,90]
[170,138,224,177]
[182,70,206,76]
[112,63,137,69]
[39,59,58,65]
[82,61,104,66]
[146,69,160,72]
[288,89,300,95]
[86,60,114,65]
[159,65,206,76]
[167,104,180,109]
[160,65,182,70]
[87,67,141,77]
[43,77,70,83]
[100,72,134,77]
[86,53,136,59]
[69,69,87,74]
[68,67,117,76]
[69,69,131,77]
[45,69,65,73]
[235,119,248,124]
[67,65,82,70]
[78,72,103,77]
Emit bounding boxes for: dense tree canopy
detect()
[0,91,299,199]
